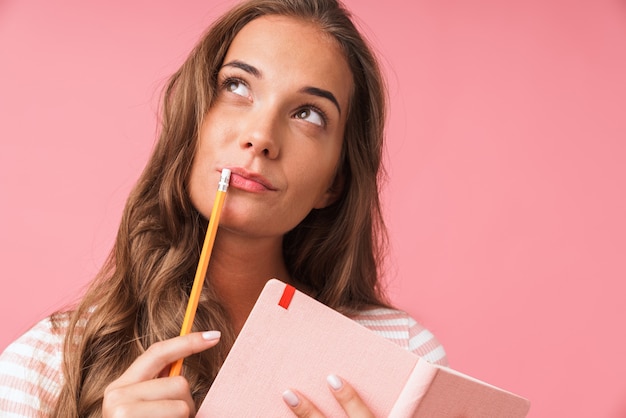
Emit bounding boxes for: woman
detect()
[0,0,447,417]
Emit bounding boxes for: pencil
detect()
[169,168,231,377]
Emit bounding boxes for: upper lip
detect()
[225,167,277,190]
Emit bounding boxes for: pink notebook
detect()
[198,279,530,417]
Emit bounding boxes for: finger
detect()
[104,375,195,415]
[282,389,325,418]
[327,375,375,418]
[112,331,221,387]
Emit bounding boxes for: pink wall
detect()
[1,1,625,416]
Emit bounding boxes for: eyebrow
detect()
[222,60,261,78]
[300,86,341,115]
[221,60,342,115]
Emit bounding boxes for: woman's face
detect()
[188,15,353,240]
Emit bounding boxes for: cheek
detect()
[292,156,339,207]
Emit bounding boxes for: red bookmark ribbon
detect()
[278,284,296,309]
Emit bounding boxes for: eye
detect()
[224,78,250,98]
[294,107,326,127]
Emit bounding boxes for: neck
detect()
[206,230,291,334]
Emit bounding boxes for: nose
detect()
[239,111,281,159]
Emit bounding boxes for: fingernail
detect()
[201,331,221,341]
[327,374,343,391]
[282,389,300,407]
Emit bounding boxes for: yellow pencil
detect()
[169,168,231,377]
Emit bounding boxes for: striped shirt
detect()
[0,309,447,417]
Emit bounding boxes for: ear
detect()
[313,173,345,209]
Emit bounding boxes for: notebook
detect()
[197,279,530,417]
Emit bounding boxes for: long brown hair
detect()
[52,0,389,416]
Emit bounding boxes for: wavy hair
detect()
[52,0,389,416]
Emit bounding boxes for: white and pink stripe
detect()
[350,308,448,366]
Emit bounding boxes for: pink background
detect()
[1,0,625,417]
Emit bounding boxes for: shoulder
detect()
[0,314,70,417]
[349,307,448,366]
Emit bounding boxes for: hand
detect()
[102,331,221,418]
[283,374,375,418]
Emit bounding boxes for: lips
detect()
[225,167,277,192]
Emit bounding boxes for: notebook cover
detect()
[197,279,530,417]
[412,366,531,418]
[198,279,424,417]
